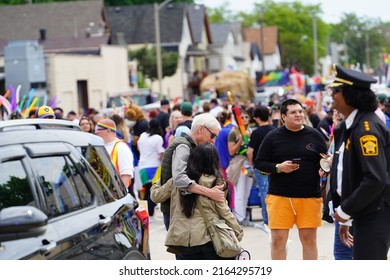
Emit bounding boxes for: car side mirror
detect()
[0,206,48,242]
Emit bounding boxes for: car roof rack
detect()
[0,119,82,132]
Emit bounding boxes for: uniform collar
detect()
[345,109,358,129]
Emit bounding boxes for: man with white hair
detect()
[153,113,226,230]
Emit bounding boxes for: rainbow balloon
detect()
[0,95,11,114]
[0,90,10,107]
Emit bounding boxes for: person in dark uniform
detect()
[328,64,390,260]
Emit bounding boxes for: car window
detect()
[32,156,93,218]
[81,146,127,201]
[0,160,33,211]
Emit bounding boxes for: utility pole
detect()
[154,0,173,99]
[365,33,370,70]
[313,16,318,75]
[259,8,266,77]
[260,24,266,75]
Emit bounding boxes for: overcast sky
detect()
[197,0,390,24]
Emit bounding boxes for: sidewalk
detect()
[148,207,335,260]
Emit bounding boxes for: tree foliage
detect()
[330,13,390,70]
[129,46,178,80]
[208,0,390,74]
[234,0,330,75]
[206,0,235,23]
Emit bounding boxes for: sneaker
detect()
[238,219,253,227]
[263,223,270,234]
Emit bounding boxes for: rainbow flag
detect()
[241,166,253,176]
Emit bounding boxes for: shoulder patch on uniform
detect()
[363,121,370,131]
[359,135,378,156]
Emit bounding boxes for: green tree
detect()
[236,0,331,75]
[206,1,234,23]
[330,13,390,71]
[129,46,178,80]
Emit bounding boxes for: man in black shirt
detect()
[156,99,170,133]
[247,106,275,227]
[176,101,193,129]
[255,99,327,260]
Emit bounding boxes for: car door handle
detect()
[40,239,57,254]
[98,214,112,228]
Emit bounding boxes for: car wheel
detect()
[123,250,146,260]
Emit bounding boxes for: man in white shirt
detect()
[95,118,134,188]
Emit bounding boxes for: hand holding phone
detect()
[292,158,301,165]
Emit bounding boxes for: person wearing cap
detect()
[328,64,390,260]
[176,101,193,130]
[156,99,170,133]
[36,105,56,119]
[95,118,134,190]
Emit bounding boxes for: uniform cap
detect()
[328,64,377,89]
[37,106,55,119]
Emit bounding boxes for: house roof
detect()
[0,0,106,39]
[0,36,109,56]
[187,4,211,44]
[106,4,186,45]
[0,0,108,54]
[244,26,278,55]
[210,22,231,45]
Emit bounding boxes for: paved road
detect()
[148,207,336,260]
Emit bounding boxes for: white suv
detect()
[0,119,149,260]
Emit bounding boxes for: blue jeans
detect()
[334,221,353,260]
[254,170,269,225]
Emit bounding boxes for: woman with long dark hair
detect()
[151,143,242,259]
[137,118,165,217]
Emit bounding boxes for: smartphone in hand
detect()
[292,158,302,164]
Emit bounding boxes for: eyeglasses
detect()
[204,126,217,139]
[287,109,304,115]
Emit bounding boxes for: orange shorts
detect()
[265,194,323,229]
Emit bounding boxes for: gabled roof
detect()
[106,4,186,45]
[187,4,211,44]
[210,22,231,45]
[0,0,108,54]
[244,26,279,55]
[230,22,244,42]
[210,21,244,45]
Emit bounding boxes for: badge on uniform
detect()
[360,135,378,156]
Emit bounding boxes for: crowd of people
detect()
[1,64,390,260]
